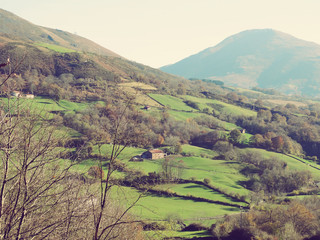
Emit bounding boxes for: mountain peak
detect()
[161,29,320,96]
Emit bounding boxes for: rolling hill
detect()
[161,29,320,96]
[0,8,119,57]
[0,8,184,92]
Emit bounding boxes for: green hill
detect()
[0,8,119,57]
[0,8,185,98]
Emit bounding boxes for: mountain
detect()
[0,8,185,96]
[0,8,119,57]
[161,29,320,96]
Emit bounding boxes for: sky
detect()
[1,0,320,68]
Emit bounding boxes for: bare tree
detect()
[0,98,75,238]
[0,59,144,240]
[91,95,145,240]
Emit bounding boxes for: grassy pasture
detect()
[126,154,249,195]
[145,230,211,240]
[182,95,257,117]
[288,155,320,169]
[240,148,320,180]
[177,157,249,195]
[168,110,239,131]
[182,144,218,157]
[35,42,77,53]
[57,99,96,112]
[168,110,202,121]
[1,97,102,116]
[92,144,146,161]
[155,183,246,206]
[145,95,248,131]
[119,86,162,107]
[92,143,249,195]
[0,97,63,115]
[149,94,194,111]
[115,186,239,224]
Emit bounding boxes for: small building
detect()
[141,149,165,160]
[11,91,21,98]
[25,94,35,99]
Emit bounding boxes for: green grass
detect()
[182,144,218,157]
[35,42,77,53]
[116,186,240,224]
[155,183,246,206]
[168,110,202,121]
[240,148,320,180]
[288,155,320,169]
[126,159,162,174]
[144,96,248,132]
[92,144,146,161]
[0,97,64,116]
[57,100,93,112]
[149,94,194,111]
[1,97,103,117]
[183,95,257,117]
[128,155,249,195]
[145,230,211,240]
[167,110,240,131]
[101,143,249,196]
[177,157,249,195]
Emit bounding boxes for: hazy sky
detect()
[2,0,320,68]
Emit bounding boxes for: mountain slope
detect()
[161,29,320,96]
[0,8,120,57]
[0,8,186,98]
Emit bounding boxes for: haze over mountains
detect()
[161,29,320,96]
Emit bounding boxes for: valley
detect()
[1,7,320,240]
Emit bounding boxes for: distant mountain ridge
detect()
[161,29,320,96]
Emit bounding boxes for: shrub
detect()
[182,223,208,231]
[88,166,104,179]
[203,178,211,185]
[142,222,167,231]
[184,100,200,110]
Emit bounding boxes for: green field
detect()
[155,183,246,206]
[124,152,249,196]
[145,230,211,240]
[240,148,320,180]
[35,42,77,53]
[92,144,146,161]
[149,94,195,111]
[183,95,257,117]
[115,186,239,225]
[1,97,104,117]
[182,144,218,157]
